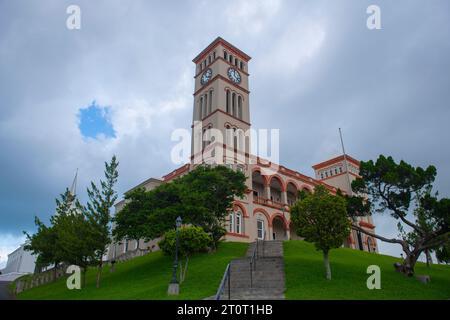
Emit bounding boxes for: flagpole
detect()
[339,128,352,196]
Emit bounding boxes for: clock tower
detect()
[191,37,252,165]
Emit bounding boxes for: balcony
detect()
[253,196,287,210]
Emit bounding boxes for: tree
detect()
[54,205,96,287]
[348,155,449,276]
[158,226,212,282]
[24,188,76,280]
[24,217,60,280]
[435,240,450,264]
[113,165,246,249]
[290,185,351,280]
[85,155,119,288]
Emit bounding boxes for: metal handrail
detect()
[249,239,259,287]
[215,263,231,300]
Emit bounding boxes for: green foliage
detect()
[84,156,119,287]
[290,185,350,280]
[349,155,449,275]
[113,165,247,247]
[291,185,350,253]
[159,226,212,258]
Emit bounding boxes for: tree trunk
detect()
[96,260,103,288]
[53,263,58,282]
[323,250,331,280]
[403,252,419,276]
[425,249,433,267]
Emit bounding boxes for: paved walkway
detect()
[0,281,15,300]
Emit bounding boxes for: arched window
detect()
[232,92,236,116]
[203,94,208,118]
[235,211,242,234]
[229,54,233,63]
[233,128,238,149]
[240,61,244,70]
[213,51,216,59]
[199,96,204,119]
[208,90,213,114]
[224,51,228,60]
[237,96,242,119]
[208,55,212,64]
[225,124,231,145]
[229,212,234,232]
[226,90,230,113]
[235,58,238,66]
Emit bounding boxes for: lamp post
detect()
[168,216,182,295]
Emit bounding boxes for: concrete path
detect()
[0,281,15,300]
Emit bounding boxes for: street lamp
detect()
[167,216,182,295]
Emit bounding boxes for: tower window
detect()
[232,92,236,116]
[203,94,208,118]
[226,90,230,113]
[224,51,228,60]
[213,51,216,59]
[208,90,213,114]
[199,96,204,119]
[235,58,238,66]
[238,96,242,119]
[229,54,233,63]
[208,55,212,64]
[240,61,244,70]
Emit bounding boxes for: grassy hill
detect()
[16,242,247,300]
[284,241,450,299]
[15,240,450,300]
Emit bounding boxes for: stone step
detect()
[216,240,286,300]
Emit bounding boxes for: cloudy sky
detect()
[1,0,449,268]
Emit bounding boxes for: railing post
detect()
[250,260,253,288]
[227,267,231,300]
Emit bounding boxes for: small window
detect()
[213,51,216,59]
[236,213,241,234]
[229,213,234,232]
[257,220,264,240]
[235,58,238,66]
[224,51,228,59]
[240,61,244,70]
[208,55,212,64]
[229,54,233,63]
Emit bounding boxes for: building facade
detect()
[0,244,36,281]
[109,37,377,259]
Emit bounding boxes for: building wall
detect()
[2,244,36,274]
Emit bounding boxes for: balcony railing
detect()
[253,196,286,209]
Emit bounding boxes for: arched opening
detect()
[286,182,298,206]
[272,216,287,240]
[252,170,265,201]
[269,177,283,205]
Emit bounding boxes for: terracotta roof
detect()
[192,37,251,63]
[312,154,360,170]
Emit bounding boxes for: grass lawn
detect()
[16,242,247,300]
[284,240,450,300]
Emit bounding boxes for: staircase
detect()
[216,240,285,300]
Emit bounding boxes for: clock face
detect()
[200,68,213,85]
[227,68,241,84]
